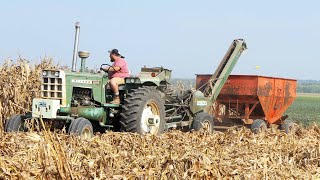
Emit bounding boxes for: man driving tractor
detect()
[101,49,130,104]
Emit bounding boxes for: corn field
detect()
[0,58,61,134]
[286,94,320,127]
[0,59,319,179]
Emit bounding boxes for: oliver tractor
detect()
[5,23,247,139]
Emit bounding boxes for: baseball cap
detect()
[108,49,125,58]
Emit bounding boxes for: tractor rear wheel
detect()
[68,117,93,140]
[251,119,267,134]
[280,120,296,134]
[5,114,26,132]
[191,112,214,133]
[120,87,165,135]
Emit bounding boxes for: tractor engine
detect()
[71,87,95,107]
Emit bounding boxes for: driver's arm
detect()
[104,66,121,72]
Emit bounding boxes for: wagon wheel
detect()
[251,119,267,134]
[280,119,297,134]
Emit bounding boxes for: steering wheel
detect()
[100,64,116,72]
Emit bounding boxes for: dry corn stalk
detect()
[0,127,319,179]
[0,57,59,134]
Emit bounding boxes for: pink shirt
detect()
[108,58,130,78]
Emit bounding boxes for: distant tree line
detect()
[297,80,320,93]
[170,79,320,94]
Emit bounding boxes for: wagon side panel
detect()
[257,77,297,124]
[257,77,275,123]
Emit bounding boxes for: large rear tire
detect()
[5,114,26,132]
[68,117,93,140]
[120,87,165,135]
[191,112,214,134]
[251,119,267,134]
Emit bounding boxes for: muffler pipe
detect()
[72,22,80,72]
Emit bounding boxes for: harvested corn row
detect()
[0,127,320,179]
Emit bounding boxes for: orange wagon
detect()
[196,74,297,132]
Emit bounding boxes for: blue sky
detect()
[1,1,319,79]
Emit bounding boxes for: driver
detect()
[101,49,130,104]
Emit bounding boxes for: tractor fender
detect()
[142,81,158,87]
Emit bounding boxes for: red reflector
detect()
[151,73,156,77]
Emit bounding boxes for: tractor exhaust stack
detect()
[72,22,80,72]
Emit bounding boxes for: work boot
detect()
[110,95,120,104]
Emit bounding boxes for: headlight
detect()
[54,71,60,77]
[126,78,141,84]
[42,71,48,76]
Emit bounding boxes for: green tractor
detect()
[5,23,247,139]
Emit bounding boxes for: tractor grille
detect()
[41,70,66,106]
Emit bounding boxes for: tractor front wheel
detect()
[5,114,26,132]
[120,87,165,135]
[68,117,93,140]
[251,119,267,134]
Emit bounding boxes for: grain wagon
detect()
[196,74,297,133]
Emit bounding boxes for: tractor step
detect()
[103,103,121,108]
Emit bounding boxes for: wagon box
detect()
[196,75,297,126]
